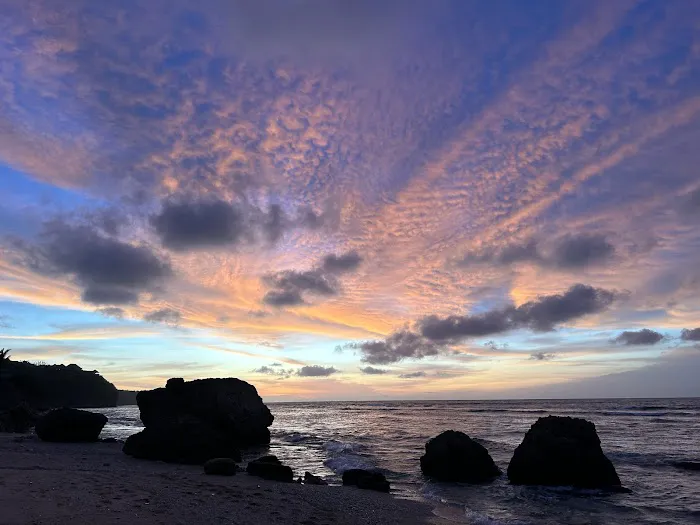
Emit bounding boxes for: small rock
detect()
[101,437,119,443]
[303,472,327,485]
[342,469,390,493]
[204,458,238,476]
[247,455,293,482]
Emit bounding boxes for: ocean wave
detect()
[323,439,365,454]
[274,430,318,444]
[323,454,375,473]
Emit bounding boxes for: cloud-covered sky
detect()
[1,0,700,399]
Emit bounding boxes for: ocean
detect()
[97,398,700,525]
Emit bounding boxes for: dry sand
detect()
[0,434,450,525]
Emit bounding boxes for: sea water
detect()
[97,398,700,525]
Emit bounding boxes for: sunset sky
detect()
[1,0,699,400]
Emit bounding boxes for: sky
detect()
[0,0,699,401]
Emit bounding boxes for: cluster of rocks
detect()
[421,416,624,490]
[16,377,642,495]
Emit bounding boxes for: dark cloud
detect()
[529,352,556,361]
[549,234,615,269]
[679,188,700,216]
[349,330,440,365]
[399,371,427,378]
[322,251,362,273]
[253,365,293,379]
[681,328,700,341]
[613,328,664,346]
[151,200,246,251]
[297,365,338,377]
[270,362,283,367]
[359,366,389,375]
[96,307,125,319]
[352,284,617,364]
[24,222,171,305]
[143,308,181,325]
[462,234,615,270]
[263,251,361,308]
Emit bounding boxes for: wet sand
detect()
[0,434,446,525]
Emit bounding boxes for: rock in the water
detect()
[420,430,501,483]
[247,455,294,482]
[0,404,38,433]
[304,472,327,485]
[507,416,621,489]
[204,458,238,476]
[35,408,107,442]
[342,469,390,493]
[123,377,273,464]
[101,437,120,443]
[123,419,241,464]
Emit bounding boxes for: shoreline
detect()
[0,434,447,525]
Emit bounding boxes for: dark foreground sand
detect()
[0,434,448,525]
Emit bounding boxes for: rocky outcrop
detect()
[247,455,294,482]
[35,408,107,442]
[420,430,501,482]
[204,458,238,476]
[0,361,118,410]
[507,416,622,489]
[342,469,390,493]
[123,377,273,464]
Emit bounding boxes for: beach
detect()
[0,433,443,525]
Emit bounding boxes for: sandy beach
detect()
[0,434,442,525]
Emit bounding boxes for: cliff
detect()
[0,360,118,410]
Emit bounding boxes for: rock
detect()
[123,377,273,464]
[247,455,294,482]
[123,419,241,464]
[672,461,700,472]
[342,469,390,493]
[35,408,107,442]
[100,437,119,443]
[420,430,501,483]
[204,458,238,476]
[304,472,327,485]
[0,404,38,433]
[507,416,622,489]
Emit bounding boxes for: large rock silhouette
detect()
[123,378,273,464]
[35,408,107,442]
[507,416,621,489]
[420,430,501,482]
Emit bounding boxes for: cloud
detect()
[322,251,362,273]
[399,371,426,378]
[0,315,11,329]
[97,307,125,319]
[349,330,440,365]
[297,365,338,377]
[679,188,700,216]
[143,308,181,325]
[529,351,556,361]
[263,251,362,307]
[151,200,246,251]
[613,328,664,346]
[359,366,388,375]
[19,222,171,305]
[351,284,617,364]
[462,234,615,270]
[681,328,700,341]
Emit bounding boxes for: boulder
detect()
[303,472,327,485]
[123,419,241,464]
[420,430,501,482]
[342,469,390,493]
[35,408,107,442]
[123,377,273,464]
[247,455,294,482]
[507,416,622,489]
[204,458,238,476]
